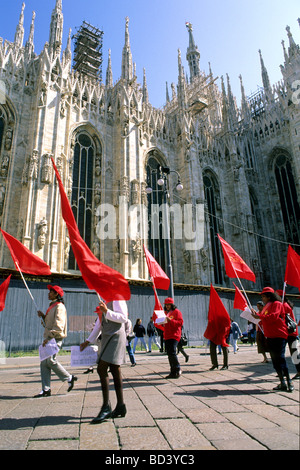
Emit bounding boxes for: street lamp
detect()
[146,166,183,299]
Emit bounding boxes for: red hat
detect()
[47,284,64,297]
[276,289,284,296]
[260,287,274,295]
[164,297,174,304]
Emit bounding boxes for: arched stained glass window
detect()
[275,154,300,247]
[203,172,223,284]
[68,132,95,270]
[146,155,167,272]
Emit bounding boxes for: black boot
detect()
[91,403,112,424]
[111,403,127,418]
[273,372,287,391]
[285,373,294,393]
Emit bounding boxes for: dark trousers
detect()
[210,341,228,367]
[267,338,289,379]
[165,339,180,374]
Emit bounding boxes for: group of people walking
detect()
[34,283,299,425]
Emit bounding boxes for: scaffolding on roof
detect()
[73,21,104,81]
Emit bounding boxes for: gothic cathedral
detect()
[0,1,299,292]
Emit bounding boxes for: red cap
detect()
[164,297,174,304]
[260,287,274,295]
[47,284,64,297]
[276,289,284,296]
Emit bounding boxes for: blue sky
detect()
[0,0,299,108]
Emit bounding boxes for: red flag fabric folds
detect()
[143,245,170,290]
[204,284,231,348]
[284,245,300,291]
[218,234,256,283]
[51,158,79,234]
[0,274,11,311]
[67,225,131,302]
[0,229,51,276]
[51,159,130,302]
[233,282,248,311]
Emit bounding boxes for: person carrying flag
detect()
[252,287,294,392]
[34,285,77,397]
[163,298,184,379]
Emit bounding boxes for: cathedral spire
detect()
[142,68,149,104]
[259,49,272,100]
[185,22,200,82]
[62,28,72,65]
[239,74,250,122]
[281,40,289,64]
[14,2,25,49]
[25,11,36,58]
[226,74,238,125]
[166,82,170,103]
[48,0,64,59]
[177,48,187,109]
[121,17,133,80]
[106,49,113,87]
[286,25,300,58]
[221,76,230,131]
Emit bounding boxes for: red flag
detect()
[51,159,131,302]
[233,282,248,311]
[0,229,51,276]
[204,284,231,347]
[143,245,170,290]
[0,274,11,311]
[218,234,256,282]
[67,225,131,302]
[51,158,79,233]
[284,245,300,291]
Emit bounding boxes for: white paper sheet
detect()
[39,338,59,361]
[154,310,166,324]
[71,345,98,367]
[240,307,261,325]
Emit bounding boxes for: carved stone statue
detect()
[37,218,47,249]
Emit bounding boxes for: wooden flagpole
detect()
[15,261,45,326]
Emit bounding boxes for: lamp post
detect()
[146,166,183,299]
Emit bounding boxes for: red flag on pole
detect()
[51,159,131,302]
[143,244,170,290]
[233,282,248,311]
[204,284,231,348]
[217,234,256,282]
[0,274,11,311]
[67,225,131,302]
[284,245,300,291]
[0,229,51,276]
[51,157,79,233]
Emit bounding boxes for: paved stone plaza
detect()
[0,345,299,451]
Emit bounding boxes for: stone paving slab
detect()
[0,345,299,452]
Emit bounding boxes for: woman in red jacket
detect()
[163,298,184,379]
[276,290,300,380]
[252,287,294,392]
